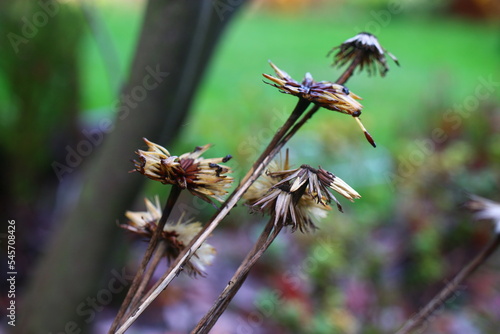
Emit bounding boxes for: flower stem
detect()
[123,240,167,321]
[335,53,362,85]
[108,185,182,333]
[282,105,320,147]
[395,233,500,334]
[115,55,367,332]
[279,64,361,148]
[192,218,281,333]
[114,98,310,334]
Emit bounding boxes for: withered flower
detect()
[328,32,399,77]
[122,197,216,275]
[465,195,500,233]
[133,138,233,203]
[252,184,322,232]
[269,165,361,211]
[263,61,363,116]
[263,62,376,147]
[245,152,360,232]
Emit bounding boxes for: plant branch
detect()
[395,233,500,334]
[335,53,362,85]
[140,50,365,308]
[114,98,310,334]
[109,185,182,333]
[192,218,281,333]
[123,240,167,321]
[114,51,369,332]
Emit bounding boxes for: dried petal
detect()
[122,197,216,276]
[465,195,500,234]
[263,62,376,146]
[263,61,363,116]
[245,152,360,233]
[133,139,234,203]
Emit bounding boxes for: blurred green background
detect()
[2,0,500,333]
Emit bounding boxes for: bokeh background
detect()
[1,0,500,333]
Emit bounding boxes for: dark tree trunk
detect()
[16,1,245,333]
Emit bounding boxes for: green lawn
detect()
[186,6,499,150]
[79,2,500,191]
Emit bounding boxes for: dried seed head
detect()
[133,139,233,204]
[263,61,363,116]
[263,62,376,147]
[245,152,360,232]
[122,196,163,238]
[465,195,500,234]
[122,197,216,276]
[252,185,323,232]
[328,32,399,77]
[244,150,291,203]
[132,138,182,182]
[270,165,361,212]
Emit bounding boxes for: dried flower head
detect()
[122,197,216,275]
[328,32,399,77]
[263,62,376,147]
[252,184,321,232]
[263,61,363,116]
[133,138,233,203]
[465,195,500,234]
[245,152,360,232]
[270,165,361,211]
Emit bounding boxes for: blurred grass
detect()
[79,2,499,160]
[184,5,500,155]
[183,9,499,234]
[76,2,500,232]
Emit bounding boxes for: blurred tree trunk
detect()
[16,1,245,333]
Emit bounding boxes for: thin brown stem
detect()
[395,233,500,334]
[337,57,378,147]
[192,219,280,333]
[123,240,167,321]
[115,53,369,333]
[114,99,310,334]
[335,53,363,85]
[281,105,320,147]
[109,185,182,333]
[116,57,367,332]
